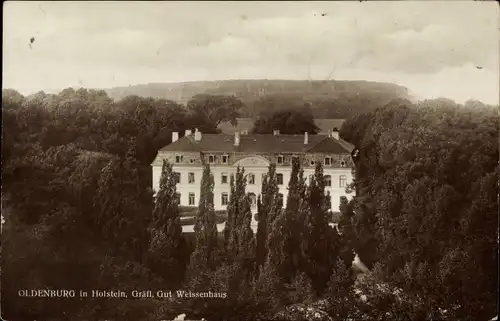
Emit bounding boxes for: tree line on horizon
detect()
[1,88,497,320]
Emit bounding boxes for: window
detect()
[208,155,215,164]
[188,193,195,205]
[308,174,314,183]
[292,156,300,164]
[277,193,284,208]
[324,175,332,187]
[174,172,181,184]
[340,160,346,167]
[248,173,255,185]
[248,193,257,210]
[339,175,347,188]
[221,172,228,184]
[324,157,332,166]
[176,193,181,205]
[277,155,284,165]
[189,158,195,164]
[175,155,183,163]
[277,173,284,185]
[222,155,229,164]
[221,192,229,206]
[310,160,315,166]
[188,172,195,184]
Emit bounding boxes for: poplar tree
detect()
[224,166,246,257]
[265,158,305,283]
[302,162,338,294]
[189,164,218,273]
[224,167,255,276]
[147,159,184,285]
[338,196,356,267]
[94,143,151,262]
[238,193,256,280]
[255,163,280,270]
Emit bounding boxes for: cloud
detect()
[2,1,499,104]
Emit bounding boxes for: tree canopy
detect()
[252,109,320,134]
[2,87,497,321]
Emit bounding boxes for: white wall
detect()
[151,162,353,213]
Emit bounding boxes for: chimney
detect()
[234,132,240,146]
[304,132,309,144]
[172,131,179,143]
[185,129,192,136]
[194,128,202,142]
[273,129,280,136]
[331,128,339,140]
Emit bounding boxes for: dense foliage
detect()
[341,98,499,320]
[252,108,320,134]
[105,79,412,119]
[2,87,497,321]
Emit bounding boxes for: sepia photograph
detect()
[1,1,499,320]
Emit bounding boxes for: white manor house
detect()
[152,128,356,214]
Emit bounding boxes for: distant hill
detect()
[105,79,412,118]
[218,118,346,135]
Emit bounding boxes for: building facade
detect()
[151,129,355,214]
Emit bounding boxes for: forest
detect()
[105,79,413,118]
[1,88,498,321]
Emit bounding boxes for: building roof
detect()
[217,118,346,134]
[159,133,354,154]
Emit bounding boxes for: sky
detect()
[3,1,499,104]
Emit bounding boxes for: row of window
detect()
[176,192,237,206]
[174,172,348,188]
[177,192,280,208]
[177,192,346,208]
[175,154,347,167]
[175,155,229,164]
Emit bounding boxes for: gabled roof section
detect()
[307,137,354,154]
[159,133,354,154]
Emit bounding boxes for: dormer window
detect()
[208,155,215,164]
[291,156,300,165]
[310,160,315,166]
[340,160,347,167]
[222,154,229,164]
[277,155,284,165]
[175,155,183,163]
[189,158,195,164]
[324,157,332,166]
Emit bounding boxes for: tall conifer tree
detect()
[265,158,305,283]
[147,159,184,285]
[256,164,280,270]
[189,164,218,273]
[302,162,339,294]
[224,167,255,276]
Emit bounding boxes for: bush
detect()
[180,215,226,226]
[180,208,227,217]
[179,206,198,214]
